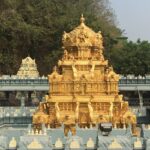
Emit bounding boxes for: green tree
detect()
[0,0,121,75]
[110,40,150,76]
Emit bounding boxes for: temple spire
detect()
[33,16,137,136]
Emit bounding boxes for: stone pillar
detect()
[21,97,25,107]
[5,91,10,106]
[28,91,32,105]
[5,91,10,100]
[138,91,143,115]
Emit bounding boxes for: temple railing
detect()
[119,78,149,84]
[0,78,48,85]
[0,76,150,91]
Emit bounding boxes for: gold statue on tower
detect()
[33,15,136,135]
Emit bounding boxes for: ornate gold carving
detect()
[33,103,48,125]
[48,66,63,82]
[33,15,136,135]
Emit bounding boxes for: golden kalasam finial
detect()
[53,66,57,72]
[80,14,85,24]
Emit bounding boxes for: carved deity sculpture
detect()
[98,49,104,61]
[72,63,78,79]
[63,49,69,60]
[88,102,94,122]
[33,15,136,135]
[90,63,95,79]
[75,102,79,121]
[55,102,60,121]
[107,66,120,81]
[33,103,48,125]
[96,31,104,50]
[109,102,113,118]
[62,31,69,42]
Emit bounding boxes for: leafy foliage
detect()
[0,0,121,75]
[3,0,150,76]
[110,40,150,76]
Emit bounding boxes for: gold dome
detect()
[62,14,103,49]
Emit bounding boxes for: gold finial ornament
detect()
[80,14,85,24]
[53,66,57,72]
[33,16,137,135]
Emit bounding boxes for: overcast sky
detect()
[110,0,150,41]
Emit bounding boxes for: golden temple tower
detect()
[33,15,136,135]
[17,56,39,78]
